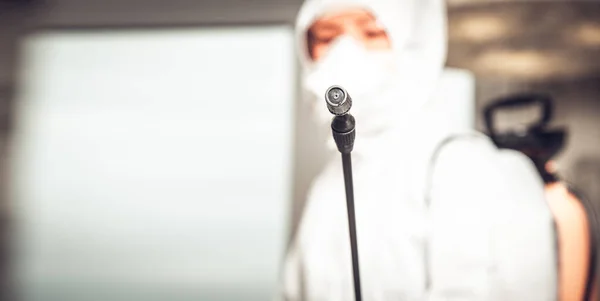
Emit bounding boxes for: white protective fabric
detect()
[281,0,558,300]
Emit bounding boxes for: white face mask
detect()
[304,36,440,147]
[303,36,406,135]
[304,37,395,100]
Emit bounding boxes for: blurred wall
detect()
[0,4,23,300]
[11,28,296,301]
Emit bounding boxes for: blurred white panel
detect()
[429,68,476,130]
[11,27,295,301]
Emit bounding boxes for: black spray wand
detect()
[324,85,362,301]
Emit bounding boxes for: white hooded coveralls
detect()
[280,0,558,300]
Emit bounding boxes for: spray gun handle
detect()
[484,93,553,138]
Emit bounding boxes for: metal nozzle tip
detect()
[325,85,352,116]
[327,87,345,106]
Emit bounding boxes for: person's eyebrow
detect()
[312,22,341,33]
[356,15,376,25]
[356,16,383,29]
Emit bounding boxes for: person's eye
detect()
[365,30,387,38]
[316,38,334,44]
[314,35,337,44]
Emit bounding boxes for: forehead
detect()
[310,8,379,30]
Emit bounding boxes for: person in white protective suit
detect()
[280,0,559,300]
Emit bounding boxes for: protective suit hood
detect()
[296,0,448,147]
[295,0,447,69]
